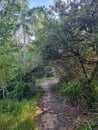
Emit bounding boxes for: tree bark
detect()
[23,24,26,67]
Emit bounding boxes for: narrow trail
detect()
[37,78,84,130]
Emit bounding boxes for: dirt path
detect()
[37,78,85,130]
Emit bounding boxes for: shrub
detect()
[59,77,98,108]
[33,62,54,78]
[6,76,41,100]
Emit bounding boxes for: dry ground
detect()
[37,78,89,130]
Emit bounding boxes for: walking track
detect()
[37,78,87,130]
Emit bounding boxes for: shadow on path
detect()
[37,78,85,130]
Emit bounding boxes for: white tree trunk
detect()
[23,24,26,67]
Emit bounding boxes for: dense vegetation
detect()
[0,0,98,129]
[0,0,43,129]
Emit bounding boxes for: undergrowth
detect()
[59,77,98,108]
[74,118,95,130]
[6,76,41,100]
[59,77,98,129]
[0,92,41,130]
[0,75,42,130]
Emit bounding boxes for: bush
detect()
[59,77,98,108]
[33,62,54,78]
[6,76,41,100]
[0,75,42,130]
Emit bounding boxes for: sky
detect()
[29,0,54,8]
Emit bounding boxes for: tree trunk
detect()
[96,44,98,77]
[79,56,88,79]
[23,24,26,67]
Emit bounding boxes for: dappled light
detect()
[0,0,98,130]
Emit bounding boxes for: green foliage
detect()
[34,62,54,78]
[74,118,95,130]
[0,4,43,129]
[14,118,37,130]
[0,100,20,115]
[0,0,42,90]
[59,78,98,107]
[0,97,41,130]
[0,1,98,129]
[6,76,42,100]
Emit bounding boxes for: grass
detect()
[0,92,41,130]
[59,78,98,108]
[0,76,57,130]
[74,118,95,130]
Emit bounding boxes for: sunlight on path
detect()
[37,77,82,130]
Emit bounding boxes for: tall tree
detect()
[36,0,98,82]
[0,0,29,89]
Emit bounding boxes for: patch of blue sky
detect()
[29,0,54,8]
